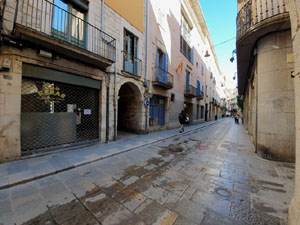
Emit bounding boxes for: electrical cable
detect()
[214,37,236,47]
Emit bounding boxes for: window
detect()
[180,36,193,63]
[124,30,139,75]
[180,14,193,63]
[201,65,204,75]
[155,48,168,84]
[52,0,86,48]
[197,80,201,95]
[171,93,175,102]
[186,70,190,89]
[181,14,191,45]
[201,106,204,119]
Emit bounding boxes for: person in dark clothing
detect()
[178,110,187,133]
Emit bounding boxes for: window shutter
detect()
[164,53,168,83]
[191,47,194,64]
[155,48,159,79]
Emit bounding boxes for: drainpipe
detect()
[114,47,117,141]
[105,74,110,142]
[254,50,258,153]
[101,0,104,31]
[144,0,149,133]
[101,0,110,142]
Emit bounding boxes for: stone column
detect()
[0,54,22,162]
[256,30,295,162]
[288,0,300,223]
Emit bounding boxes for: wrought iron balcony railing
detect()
[153,67,173,89]
[184,85,197,98]
[237,0,287,39]
[196,90,204,100]
[123,52,142,76]
[13,0,116,61]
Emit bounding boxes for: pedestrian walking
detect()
[235,114,239,124]
[178,110,187,133]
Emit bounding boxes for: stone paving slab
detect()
[0,119,295,225]
[0,120,219,190]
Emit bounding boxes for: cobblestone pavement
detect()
[0,118,295,225]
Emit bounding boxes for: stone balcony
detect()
[152,67,174,89]
[236,0,290,95]
[9,0,116,69]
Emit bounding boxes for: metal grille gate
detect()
[21,77,99,154]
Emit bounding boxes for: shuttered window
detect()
[155,48,168,84]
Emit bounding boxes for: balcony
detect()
[12,0,116,68]
[152,67,174,89]
[236,0,290,94]
[210,97,217,105]
[196,90,204,100]
[184,85,197,98]
[122,52,142,77]
[237,0,287,39]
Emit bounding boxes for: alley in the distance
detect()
[0,118,294,225]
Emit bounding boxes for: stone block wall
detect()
[0,54,22,162]
[288,0,300,224]
[256,30,295,162]
[0,45,107,162]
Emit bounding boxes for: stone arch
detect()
[117,81,143,134]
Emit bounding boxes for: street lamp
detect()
[230,49,237,62]
[204,50,210,58]
[233,72,237,80]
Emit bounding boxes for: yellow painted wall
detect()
[105,0,144,33]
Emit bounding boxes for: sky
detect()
[199,0,237,89]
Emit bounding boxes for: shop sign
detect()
[37,84,66,103]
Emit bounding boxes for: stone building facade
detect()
[236,0,300,223]
[0,0,226,162]
[288,0,300,224]
[0,0,117,161]
[236,0,295,162]
[0,0,148,162]
[147,0,225,132]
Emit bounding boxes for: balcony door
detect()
[52,0,85,48]
[197,80,201,95]
[155,48,168,84]
[124,30,138,75]
[186,70,190,90]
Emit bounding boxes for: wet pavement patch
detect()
[214,187,232,199]
[194,145,209,150]
[168,145,183,153]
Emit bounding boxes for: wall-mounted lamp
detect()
[233,72,237,80]
[230,49,237,62]
[291,71,295,78]
[204,50,210,57]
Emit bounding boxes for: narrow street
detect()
[0,118,294,225]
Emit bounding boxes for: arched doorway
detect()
[117,82,142,135]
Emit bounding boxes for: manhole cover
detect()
[215,187,232,198]
[195,145,209,150]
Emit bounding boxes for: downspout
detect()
[254,51,258,153]
[144,0,149,133]
[101,0,110,143]
[107,0,117,140]
[101,0,104,31]
[105,75,110,143]
[114,46,117,141]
